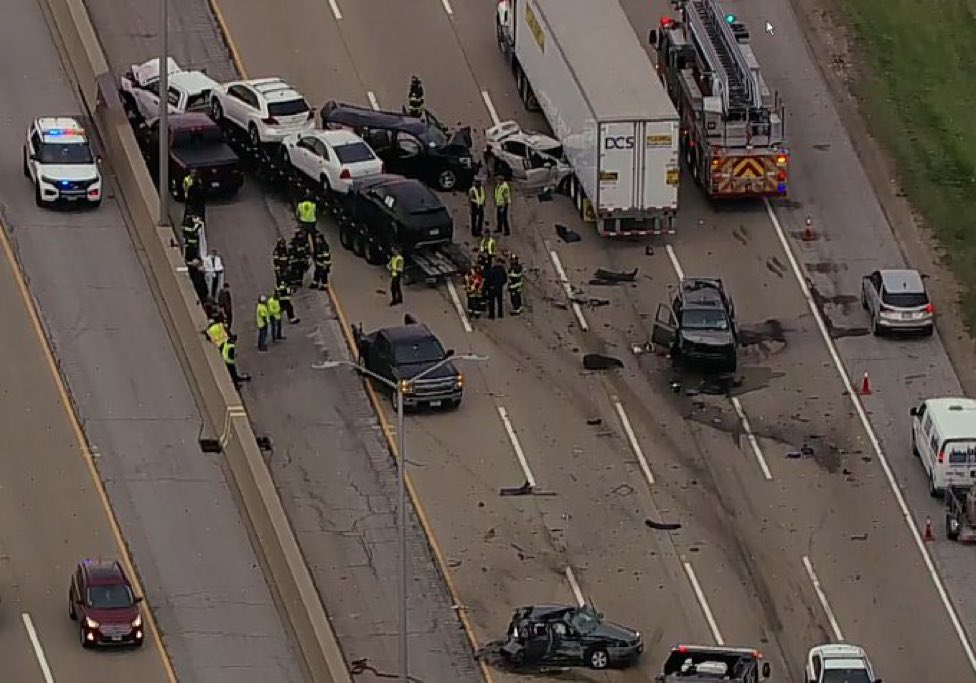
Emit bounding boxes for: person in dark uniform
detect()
[485,256,508,320]
[276,278,301,324]
[507,253,524,315]
[181,215,202,262]
[388,248,405,306]
[312,235,332,290]
[187,258,210,304]
[272,237,290,282]
[217,282,234,331]
[406,75,425,118]
[288,229,309,288]
[183,168,206,220]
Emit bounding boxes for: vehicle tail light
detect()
[777,170,787,181]
[925,303,935,314]
[776,155,788,165]
[340,168,351,180]
[660,16,673,28]
[262,116,279,125]
[711,158,720,168]
[939,450,945,464]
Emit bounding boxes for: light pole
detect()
[157,0,170,227]
[314,352,486,682]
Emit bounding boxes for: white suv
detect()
[23,117,102,207]
[209,78,313,146]
[805,644,880,683]
[120,57,219,122]
[280,129,383,194]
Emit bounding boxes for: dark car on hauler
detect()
[353,315,464,410]
[336,174,453,266]
[498,604,643,670]
[321,100,477,191]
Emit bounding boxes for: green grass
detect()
[837,0,976,326]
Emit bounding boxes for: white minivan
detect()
[910,397,976,497]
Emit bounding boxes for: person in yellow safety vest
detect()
[388,248,405,306]
[222,334,250,387]
[182,169,205,218]
[296,194,318,247]
[494,177,511,236]
[256,295,270,351]
[468,177,486,236]
[267,292,284,341]
[508,253,524,315]
[478,234,497,274]
[205,318,229,347]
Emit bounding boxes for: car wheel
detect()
[339,221,354,250]
[22,149,30,178]
[437,169,457,191]
[948,514,961,541]
[860,290,868,310]
[912,432,919,457]
[922,324,934,337]
[586,648,609,670]
[34,183,44,207]
[211,100,224,122]
[248,124,261,148]
[871,316,884,336]
[80,624,91,648]
[929,473,940,498]
[448,398,461,410]
[321,175,333,195]
[366,239,384,266]
[68,593,77,620]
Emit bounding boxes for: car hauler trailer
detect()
[496,0,680,237]
[649,0,789,199]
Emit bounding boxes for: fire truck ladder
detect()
[685,0,761,115]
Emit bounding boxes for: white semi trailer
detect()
[496,0,681,237]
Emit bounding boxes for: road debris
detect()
[586,417,603,426]
[555,223,582,243]
[592,267,638,283]
[583,353,624,370]
[645,519,682,531]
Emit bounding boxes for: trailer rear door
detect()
[642,120,679,210]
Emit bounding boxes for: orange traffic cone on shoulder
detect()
[858,371,872,396]
[802,217,815,242]
[924,517,934,542]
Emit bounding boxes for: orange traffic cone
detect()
[859,371,872,396]
[802,217,815,242]
[924,517,934,542]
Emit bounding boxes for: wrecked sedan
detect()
[499,604,643,670]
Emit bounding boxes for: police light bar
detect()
[44,128,84,137]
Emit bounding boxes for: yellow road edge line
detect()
[0,218,179,683]
[208,2,494,677]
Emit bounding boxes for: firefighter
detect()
[478,234,497,274]
[296,192,318,246]
[468,176,486,236]
[508,253,524,315]
[276,278,301,324]
[406,75,425,118]
[181,215,202,262]
[464,266,484,318]
[288,229,309,288]
[312,236,332,290]
[388,247,405,306]
[183,168,205,218]
[272,237,290,281]
[494,175,511,235]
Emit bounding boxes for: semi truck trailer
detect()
[496,0,681,237]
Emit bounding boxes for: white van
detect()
[910,397,976,497]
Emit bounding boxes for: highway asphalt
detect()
[75,0,976,683]
[1,0,306,680]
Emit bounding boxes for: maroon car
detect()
[68,559,144,648]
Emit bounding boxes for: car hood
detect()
[392,360,459,381]
[679,330,735,347]
[37,163,99,181]
[589,621,640,644]
[85,605,139,625]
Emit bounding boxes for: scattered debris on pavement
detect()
[645,519,682,531]
[583,353,624,370]
[555,223,582,243]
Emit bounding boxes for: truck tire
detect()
[339,221,354,250]
[366,238,384,265]
[353,229,367,258]
[947,514,961,541]
[437,169,458,191]
[211,99,224,123]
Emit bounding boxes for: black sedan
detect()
[498,604,643,670]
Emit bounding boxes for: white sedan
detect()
[280,129,383,194]
[805,644,880,683]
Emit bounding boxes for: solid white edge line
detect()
[481,90,501,126]
[497,405,537,488]
[445,279,472,333]
[440,0,454,16]
[730,396,773,480]
[22,613,55,683]
[683,562,724,645]
[564,566,585,607]
[802,555,844,641]
[612,397,655,485]
[546,248,589,331]
[366,91,379,111]
[665,244,685,280]
[764,198,976,671]
[327,0,342,21]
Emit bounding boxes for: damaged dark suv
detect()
[498,604,643,670]
[651,277,738,374]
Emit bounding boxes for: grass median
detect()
[837,0,976,326]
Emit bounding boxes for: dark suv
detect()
[337,174,453,266]
[651,277,738,373]
[321,101,477,191]
[353,315,463,410]
[68,559,144,648]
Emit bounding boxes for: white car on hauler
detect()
[23,117,102,207]
[280,129,384,195]
[119,57,219,122]
[484,120,572,190]
[209,77,314,147]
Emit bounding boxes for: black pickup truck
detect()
[353,315,463,410]
[656,644,771,682]
[139,112,243,200]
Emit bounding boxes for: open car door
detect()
[651,303,677,349]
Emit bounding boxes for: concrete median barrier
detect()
[38,1,351,681]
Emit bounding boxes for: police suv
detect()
[23,117,102,207]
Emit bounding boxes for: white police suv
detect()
[23,117,102,207]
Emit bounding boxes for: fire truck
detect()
[649,0,789,199]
